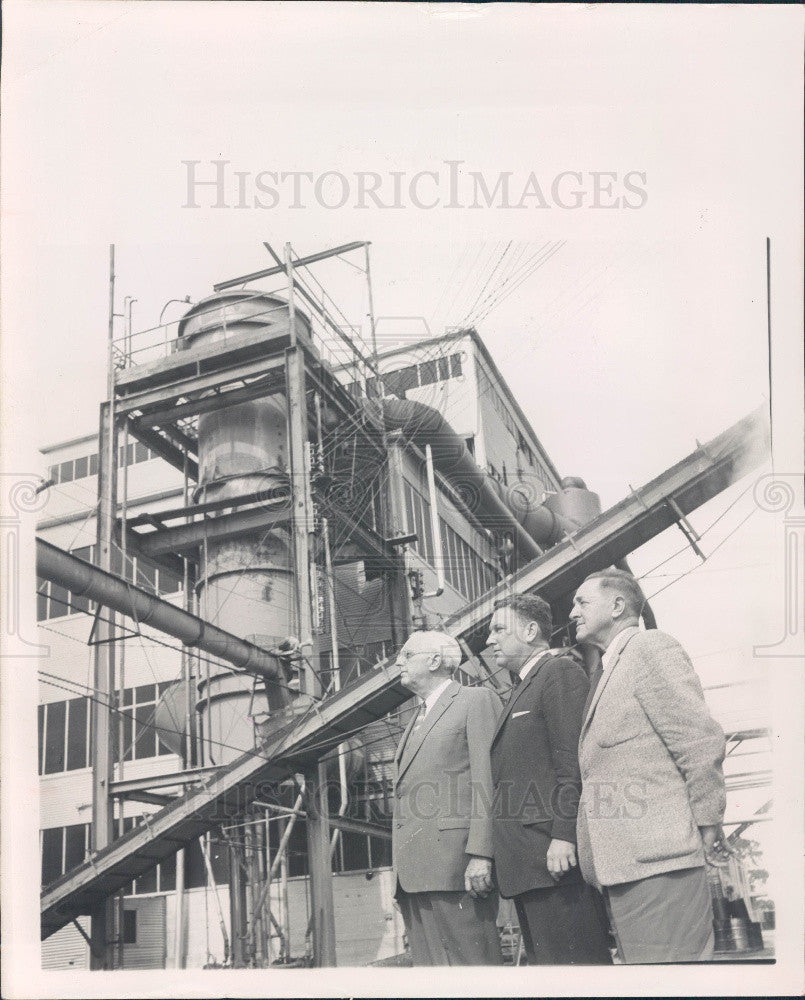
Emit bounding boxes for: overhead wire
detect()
[473,241,567,326]
[462,240,552,326]
[460,241,514,327]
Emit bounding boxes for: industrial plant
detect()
[36,241,773,968]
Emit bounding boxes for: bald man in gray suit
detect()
[392,630,503,965]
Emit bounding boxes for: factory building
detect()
[36,304,575,967]
[36,242,771,968]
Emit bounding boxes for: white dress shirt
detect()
[601,625,641,672]
[518,647,555,681]
[420,677,452,717]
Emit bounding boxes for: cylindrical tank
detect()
[178,291,313,765]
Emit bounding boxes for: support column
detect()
[304,762,336,967]
[228,836,248,968]
[285,344,318,696]
[90,353,119,964]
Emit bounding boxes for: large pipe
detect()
[370,397,603,567]
[35,538,282,678]
[368,397,542,565]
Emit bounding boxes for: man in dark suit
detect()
[487,593,612,964]
[392,629,503,965]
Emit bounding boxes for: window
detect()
[64,823,87,872]
[419,359,438,385]
[44,700,66,774]
[41,827,65,886]
[362,351,463,401]
[40,824,89,887]
[383,365,418,398]
[440,520,497,601]
[122,910,137,945]
[116,682,173,763]
[403,481,433,565]
[46,449,108,485]
[37,580,49,621]
[37,548,181,622]
[66,697,89,770]
[39,697,90,775]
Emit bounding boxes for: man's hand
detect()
[464,856,493,898]
[546,838,577,880]
[700,824,735,867]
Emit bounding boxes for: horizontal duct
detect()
[35,539,283,679]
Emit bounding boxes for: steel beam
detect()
[214,241,367,292]
[132,502,291,558]
[262,241,377,377]
[115,355,288,418]
[133,371,287,429]
[126,420,199,481]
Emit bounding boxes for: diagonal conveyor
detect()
[40,406,769,939]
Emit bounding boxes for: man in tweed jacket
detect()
[392,630,503,965]
[571,568,728,963]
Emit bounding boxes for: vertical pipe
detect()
[228,836,245,968]
[182,453,194,768]
[304,762,337,966]
[115,419,128,970]
[423,444,445,597]
[243,823,255,966]
[173,847,185,968]
[263,809,273,963]
[201,486,211,764]
[280,821,290,959]
[90,245,117,969]
[285,241,297,350]
[322,517,348,859]
[364,242,379,366]
[385,435,413,647]
[766,236,773,459]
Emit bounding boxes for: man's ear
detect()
[611,595,626,619]
[428,652,441,672]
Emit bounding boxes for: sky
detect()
[1,3,802,996]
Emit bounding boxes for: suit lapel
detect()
[491,649,553,745]
[580,627,640,739]
[396,680,459,782]
[394,702,422,766]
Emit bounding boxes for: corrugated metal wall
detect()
[41,917,89,970]
[121,896,166,969]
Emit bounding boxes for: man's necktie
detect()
[506,673,521,702]
[583,666,604,718]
